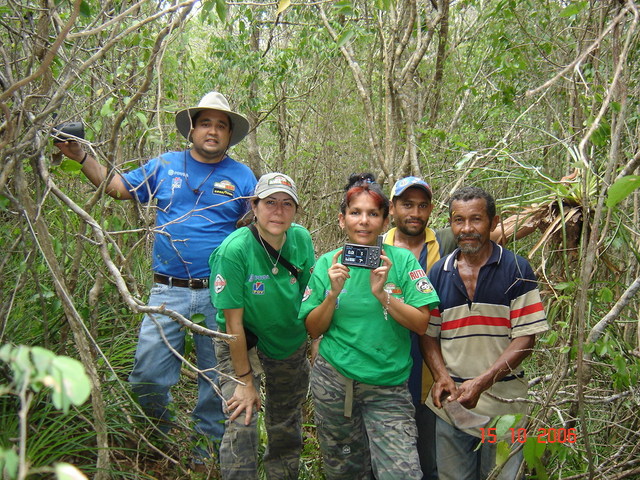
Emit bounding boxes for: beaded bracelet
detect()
[383,292,390,321]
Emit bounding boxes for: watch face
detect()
[342,243,381,269]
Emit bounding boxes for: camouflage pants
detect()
[311,354,422,480]
[216,340,310,480]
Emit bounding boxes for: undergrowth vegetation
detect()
[1,0,639,479]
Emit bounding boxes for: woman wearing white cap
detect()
[209,172,315,479]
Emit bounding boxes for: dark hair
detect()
[340,173,390,218]
[448,186,496,218]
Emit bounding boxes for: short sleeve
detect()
[209,243,247,310]
[298,253,331,323]
[395,250,440,310]
[121,157,162,203]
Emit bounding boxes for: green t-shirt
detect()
[209,223,315,359]
[298,244,440,385]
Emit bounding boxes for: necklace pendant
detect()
[271,266,279,275]
[290,277,297,285]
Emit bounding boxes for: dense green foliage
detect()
[1,0,639,478]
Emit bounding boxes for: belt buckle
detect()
[188,278,208,289]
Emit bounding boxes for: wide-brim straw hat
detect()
[175,92,250,146]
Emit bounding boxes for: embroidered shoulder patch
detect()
[415,278,434,294]
[409,268,427,281]
[214,274,226,294]
[302,286,312,302]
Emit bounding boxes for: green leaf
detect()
[60,159,84,173]
[606,175,640,208]
[495,440,511,467]
[79,1,91,17]
[0,447,19,480]
[135,111,148,127]
[336,30,355,48]
[455,151,477,170]
[49,356,91,412]
[541,330,558,345]
[559,1,587,17]
[215,0,227,22]
[14,346,31,381]
[333,0,355,16]
[277,0,291,15]
[0,194,9,210]
[0,344,11,362]
[495,414,518,437]
[100,98,115,117]
[191,313,206,325]
[598,286,613,303]
[55,463,88,480]
[591,120,610,146]
[554,281,575,291]
[184,333,194,359]
[523,435,547,468]
[30,347,55,378]
[613,354,627,374]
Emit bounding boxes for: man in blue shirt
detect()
[55,92,257,466]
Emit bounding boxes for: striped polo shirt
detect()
[426,242,548,429]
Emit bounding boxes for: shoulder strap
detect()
[248,224,300,279]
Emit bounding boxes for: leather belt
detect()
[154,273,209,289]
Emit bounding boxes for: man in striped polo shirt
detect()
[422,186,548,480]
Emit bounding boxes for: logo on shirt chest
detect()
[384,282,403,295]
[214,180,237,198]
[252,282,265,295]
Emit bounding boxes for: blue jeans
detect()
[435,416,523,480]
[128,282,225,454]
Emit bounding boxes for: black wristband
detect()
[236,367,252,378]
[79,152,88,165]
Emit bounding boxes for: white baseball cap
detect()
[255,172,299,205]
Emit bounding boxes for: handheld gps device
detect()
[342,235,383,269]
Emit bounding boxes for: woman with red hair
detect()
[300,173,440,480]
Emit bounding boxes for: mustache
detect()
[456,233,481,242]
